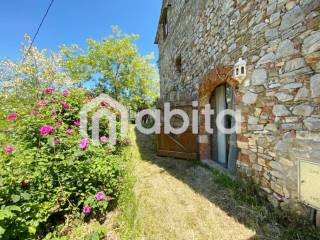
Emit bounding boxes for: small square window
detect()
[175,55,182,74]
[162,11,168,40]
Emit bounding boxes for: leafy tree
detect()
[0,35,75,101]
[0,35,78,119]
[61,27,159,111]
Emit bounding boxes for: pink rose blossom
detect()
[39,125,54,136]
[53,137,60,145]
[96,192,105,201]
[4,146,14,154]
[6,113,17,121]
[74,120,81,127]
[51,109,57,114]
[61,102,69,110]
[100,136,108,142]
[62,90,69,96]
[66,128,74,135]
[82,206,92,215]
[125,139,130,145]
[36,100,49,107]
[45,87,55,94]
[31,111,38,116]
[79,138,89,150]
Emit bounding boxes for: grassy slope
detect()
[123,128,320,240]
[63,126,320,240]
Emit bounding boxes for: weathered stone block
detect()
[296,131,320,142]
[248,116,259,125]
[265,123,278,132]
[292,104,314,116]
[251,68,267,86]
[265,28,279,41]
[304,117,320,131]
[275,92,294,102]
[284,58,306,73]
[281,123,302,130]
[302,31,320,55]
[279,6,305,31]
[253,22,267,34]
[285,1,296,10]
[281,123,303,130]
[279,157,294,167]
[272,105,291,116]
[270,160,283,171]
[270,12,281,24]
[248,124,264,131]
[310,74,320,98]
[276,39,297,59]
[275,140,290,153]
[281,82,303,90]
[257,52,276,66]
[242,91,258,105]
[294,87,310,101]
[285,117,299,123]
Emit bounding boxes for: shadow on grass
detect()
[134,128,320,240]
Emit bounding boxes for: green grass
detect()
[62,128,320,240]
[201,164,320,240]
[55,127,138,240]
[114,127,141,240]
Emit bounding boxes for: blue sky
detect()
[0,0,162,63]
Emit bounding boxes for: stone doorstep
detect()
[201,159,236,180]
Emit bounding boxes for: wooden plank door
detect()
[157,127,198,160]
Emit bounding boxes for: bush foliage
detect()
[0,88,129,239]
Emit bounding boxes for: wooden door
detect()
[157,127,198,160]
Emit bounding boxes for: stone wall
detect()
[156,0,320,213]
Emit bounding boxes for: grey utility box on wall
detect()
[299,160,320,210]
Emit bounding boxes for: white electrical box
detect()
[299,160,320,210]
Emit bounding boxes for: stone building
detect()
[155,0,320,217]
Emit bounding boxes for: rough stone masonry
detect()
[155,0,320,216]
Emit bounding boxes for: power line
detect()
[23,0,55,61]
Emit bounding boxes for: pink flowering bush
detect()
[6,113,17,121]
[0,88,130,239]
[39,125,55,136]
[4,146,14,154]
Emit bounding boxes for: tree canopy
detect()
[61,27,159,110]
[0,35,74,100]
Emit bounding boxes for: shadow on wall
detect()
[133,128,320,240]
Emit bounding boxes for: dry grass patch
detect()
[130,129,320,240]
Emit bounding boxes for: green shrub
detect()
[0,88,130,239]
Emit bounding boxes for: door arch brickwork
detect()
[198,65,240,162]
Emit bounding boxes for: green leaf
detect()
[0,226,5,235]
[28,226,37,234]
[21,192,31,200]
[7,205,21,212]
[11,194,20,203]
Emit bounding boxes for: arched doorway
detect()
[198,65,239,172]
[210,84,238,171]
